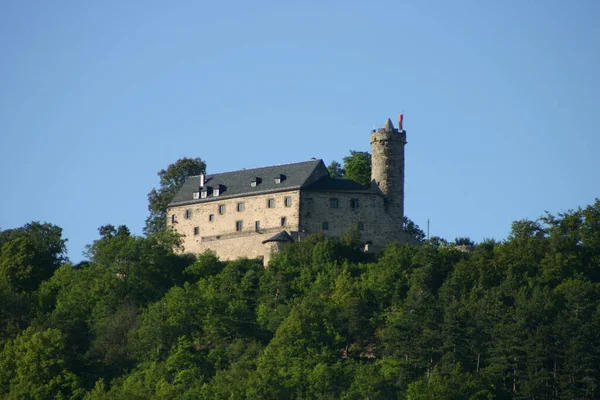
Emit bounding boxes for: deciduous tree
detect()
[144,157,206,234]
[327,160,345,178]
[0,222,67,292]
[343,151,371,186]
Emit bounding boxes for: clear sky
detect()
[1,1,599,262]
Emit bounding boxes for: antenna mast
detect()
[427,218,430,240]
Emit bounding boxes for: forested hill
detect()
[1,201,600,399]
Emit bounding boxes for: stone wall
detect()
[370,126,406,231]
[167,190,300,261]
[299,191,401,247]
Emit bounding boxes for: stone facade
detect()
[168,116,410,263]
[299,190,399,247]
[168,190,300,263]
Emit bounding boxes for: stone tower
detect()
[370,115,407,233]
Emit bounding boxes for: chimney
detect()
[200,174,205,187]
[398,114,404,130]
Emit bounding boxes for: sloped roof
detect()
[169,159,325,206]
[262,230,294,244]
[302,176,374,193]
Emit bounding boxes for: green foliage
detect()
[404,216,426,242]
[454,237,475,246]
[406,366,493,400]
[0,279,31,342]
[343,150,371,186]
[4,201,600,398]
[183,250,222,279]
[0,327,83,399]
[144,157,206,234]
[0,222,67,292]
[327,160,345,178]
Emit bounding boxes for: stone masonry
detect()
[168,190,301,263]
[370,117,407,225]
[299,191,399,247]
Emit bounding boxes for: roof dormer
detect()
[201,186,212,198]
[250,177,262,187]
[274,174,285,184]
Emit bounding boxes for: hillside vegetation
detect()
[1,200,600,399]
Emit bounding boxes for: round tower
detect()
[370,115,407,232]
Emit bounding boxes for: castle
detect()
[167,116,410,264]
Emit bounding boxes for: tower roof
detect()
[383,118,395,131]
[262,230,294,244]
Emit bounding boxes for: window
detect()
[250,181,257,187]
[330,198,339,208]
[322,221,329,230]
[213,187,220,196]
[358,222,364,231]
[193,227,199,235]
[236,221,243,232]
[209,214,215,222]
[255,220,261,232]
[218,204,225,215]
[171,214,178,224]
[274,177,281,184]
[193,192,200,199]
[237,202,244,212]
[285,197,292,207]
[267,199,275,208]
[350,198,360,209]
[185,209,192,219]
[201,190,208,199]
[281,217,287,227]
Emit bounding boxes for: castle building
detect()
[167,116,409,264]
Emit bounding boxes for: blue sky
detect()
[1,1,599,262]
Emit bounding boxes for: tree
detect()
[84,227,191,305]
[249,297,343,399]
[403,216,426,242]
[343,151,371,186]
[97,224,130,240]
[327,160,345,178]
[0,327,83,399]
[405,366,493,400]
[0,222,67,292]
[144,157,206,234]
[454,237,475,246]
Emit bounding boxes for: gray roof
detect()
[169,158,383,208]
[262,230,294,244]
[169,159,326,206]
[303,176,374,193]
